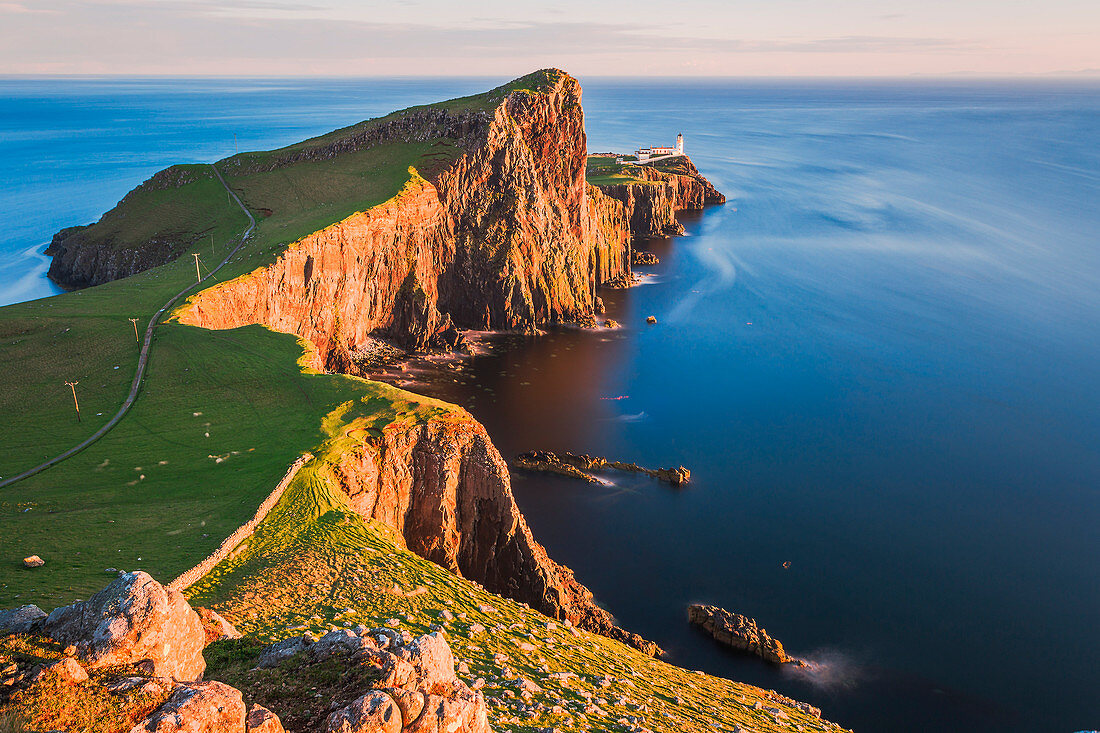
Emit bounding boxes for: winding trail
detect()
[0,165,254,490]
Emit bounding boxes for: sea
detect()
[1,76,1097,733]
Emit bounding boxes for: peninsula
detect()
[0,70,844,733]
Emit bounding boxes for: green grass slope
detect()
[0,70,562,483]
[185,432,845,733]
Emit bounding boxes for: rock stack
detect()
[687,604,798,665]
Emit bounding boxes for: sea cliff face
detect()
[332,409,660,655]
[594,156,726,239]
[178,71,632,361]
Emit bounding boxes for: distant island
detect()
[0,70,845,733]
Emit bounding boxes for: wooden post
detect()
[65,381,80,422]
[129,317,139,342]
[193,253,202,283]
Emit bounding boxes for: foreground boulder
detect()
[688,604,799,665]
[194,607,242,645]
[250,626,489,733]
[129,680,246,732]
[0,604,46,634]
[43,571,206,681]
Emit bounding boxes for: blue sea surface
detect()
[1,77,1098,733]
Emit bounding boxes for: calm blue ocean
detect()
[1,77,1097,732]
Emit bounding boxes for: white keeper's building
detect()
[635,133,684,160]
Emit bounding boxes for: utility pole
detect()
[65,381,81,422]
[193,253,202,284]
[128,317,139,342]
[211,233,215,257]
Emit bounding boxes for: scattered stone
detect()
[22,555,45,568]
[603,319,620,329]
[646,316,657,324]
[31,656,88,685]
[130,680,246,732]
[246,703,286,733]
[194,607,242,645]
[633,251,660,266]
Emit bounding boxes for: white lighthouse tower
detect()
[676,132,684,155]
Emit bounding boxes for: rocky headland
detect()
[38,69,722,675]
[592,155,725,240]
[327,411,662,657]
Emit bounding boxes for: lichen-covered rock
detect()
[255,635,309,669]
[43,571,206,681]
[264,627,489,733]
[22,555,45,569]
[688,604,794,664]
[325,690,403,733]
[395,632,456,694]
[194,607,242,645]
[129,680,246,733]
[246,703,285,733]
[31,656,88,685]
[0,604,47,634]
[403,687,489,733]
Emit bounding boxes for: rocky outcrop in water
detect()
[515,450,691,486]
[688,604,798,665]
[330,412,662,657]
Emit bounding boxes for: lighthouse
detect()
[676,132,684,155]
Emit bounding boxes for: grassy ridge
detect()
[187,460,843,733]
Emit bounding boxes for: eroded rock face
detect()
[595,156,725,240]
[331,411,661,657]
[43,571,206,681]
[688,604,795,665]
[178,70,631,362]
[129,680,247,733]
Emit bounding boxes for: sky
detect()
[0,0,1097,77]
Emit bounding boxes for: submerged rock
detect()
[687,604,798,665]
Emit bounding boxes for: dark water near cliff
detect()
[2,78,1098,732]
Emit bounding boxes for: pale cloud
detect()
[0,0,1095,75]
